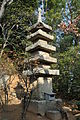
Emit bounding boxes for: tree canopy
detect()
[0,0,80,101]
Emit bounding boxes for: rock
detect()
[46,110,62,120]
[56,99,63,106]
[63,106,76,120]
[63,106,72,112]
[75,113,80,120]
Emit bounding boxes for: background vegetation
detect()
[0,0,80,101]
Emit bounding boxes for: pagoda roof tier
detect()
[23,68,59,76]
[28,21,52,33]
[29,57,57,64]
[38,65,51,69]
[25,51,57,64]
[27,29,54,42]
[33,67,59,76]
[28,8,52,33]
[25,54,57,65]
[26,39,56,53]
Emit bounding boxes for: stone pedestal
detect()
[32,77,52,99]
[28,100,46,116]
[28,99,58,116]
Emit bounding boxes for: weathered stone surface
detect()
[32,51,49,56]
[28,100,46,116]
[31,51,57,64]
[28,8,52,33]
[29,56,57,64]
[28,99,64,118]
[25,8,60,117]
[28,20,52,33]
[30,22,52,33]
[27,29,54,42]
[55,98,63,106]
[46,100,57,110]
[38,65,51,69]
[46,110,62,120]
[27,51,57,64]
[23,68,59,76]
[33,67,59,76]
[29,21,52,33]
[23,70,33,76]
[26,39,56,53]
[37,77,53,99]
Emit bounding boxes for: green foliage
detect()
[53,46,80,100]
[0,0,38,59]
[0,0,80,101]
[71,0,80,17]
[0,55,16,75]
[49,0,80,100]
[58,34,74,52]
[45,0,65,29]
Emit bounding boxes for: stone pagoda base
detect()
[28,99,60,116]
[28,100,46,116]
[31,77,52,100]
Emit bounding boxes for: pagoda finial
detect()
[38,8,42,22]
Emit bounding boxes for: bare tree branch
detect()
[0,0,13,19]
[0,23,16,58]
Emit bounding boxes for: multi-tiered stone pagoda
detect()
[25,8,59,116]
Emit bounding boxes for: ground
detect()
[1,100,80,120]
[0,104,50,120]
[26,112,50,120]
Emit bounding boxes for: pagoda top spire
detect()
[28,8,52,33]
[38,8,42,22]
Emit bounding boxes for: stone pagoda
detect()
[24,8,59,116]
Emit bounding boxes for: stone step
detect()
[27,29,54,42]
